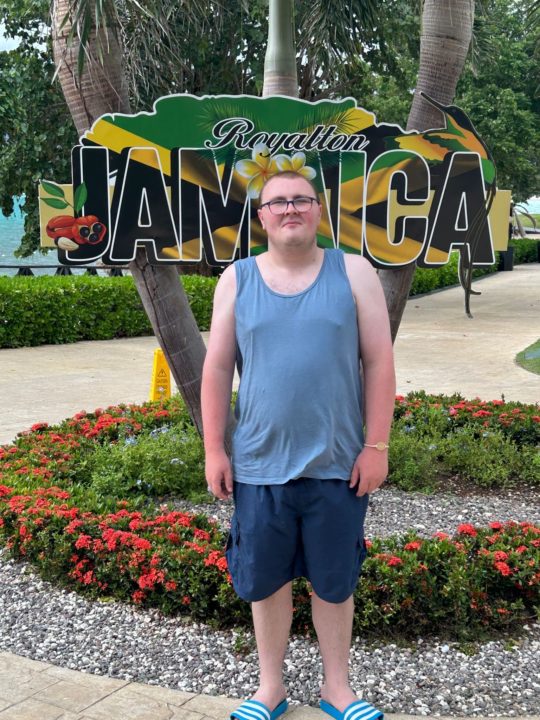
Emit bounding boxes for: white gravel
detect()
[1,485,539,716]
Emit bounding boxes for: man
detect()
[201,170,395,720]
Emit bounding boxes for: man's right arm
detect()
[201,264,237,500]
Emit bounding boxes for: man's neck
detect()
[264,243,323,271]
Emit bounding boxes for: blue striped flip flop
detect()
[319,699,384,720]
[231,698,288,720]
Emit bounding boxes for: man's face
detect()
[257,176,322,251]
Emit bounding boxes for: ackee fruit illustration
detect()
[46,215,107,251]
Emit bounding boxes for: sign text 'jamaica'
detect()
[39,94,507,268]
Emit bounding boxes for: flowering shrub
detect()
[391,392,539,490]
[0,394,538,640]
[0,481,538,639]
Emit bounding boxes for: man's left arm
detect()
[344,255,396,496]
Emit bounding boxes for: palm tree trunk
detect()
[378,0,475,341]
[263,0,297,97]
[51,0,207,434]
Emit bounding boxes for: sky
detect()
[0,23,20,51]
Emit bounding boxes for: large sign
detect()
[39,94,508,268]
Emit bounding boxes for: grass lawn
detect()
[516,338,540,375]
[518,211,540,229]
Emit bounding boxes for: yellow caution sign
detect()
[149,349,171,401]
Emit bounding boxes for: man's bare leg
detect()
[250,581,293,708]
[312,592,358,711]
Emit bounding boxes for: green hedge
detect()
[0,274,217,348]
[509,237,538,264]
[0,243,536,348]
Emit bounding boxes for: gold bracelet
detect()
[364,441,389,451]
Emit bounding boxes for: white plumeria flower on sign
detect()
[235,144,279,199]
[275,152,316,181]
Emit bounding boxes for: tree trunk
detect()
[51,0,207,434]
[378,0,475,341]
[263,0,298,97]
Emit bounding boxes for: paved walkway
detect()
[1,651,533,720]
[0,265,539,719]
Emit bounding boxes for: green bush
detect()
[82,424,207,502]
[509,237,538,264]
[410,252,497,297]
[387,431,441,492]
[0,274,217,348]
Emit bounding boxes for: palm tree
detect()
[51,0,476,433]
[51,0,208,434]
[377,0,476,340]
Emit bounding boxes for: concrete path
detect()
[1,264,539,445]
[1,651,533,720]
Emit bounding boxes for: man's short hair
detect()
[259,171,319,205]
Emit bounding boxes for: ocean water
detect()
[519,197,540,215]
[0,202,55,277]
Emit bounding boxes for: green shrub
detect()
[441,426,538,488]
[410,252,497,296]
[0,274,217,348]
[388,431,441,492]
[509,237,538,264]
[83,424,207,502]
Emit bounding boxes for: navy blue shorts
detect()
[225,477,369,603]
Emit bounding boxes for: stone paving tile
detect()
[0,673,60,705]
[0,654,52,675]
[0,698,65,720]
[0,698,12,713]
[32,680,121,714]
[80,685,180,720]
[181,694,241,718]
[285,706,320,720]
[41,667,128,693]
[127,681,196,707]
[168,709,206,720]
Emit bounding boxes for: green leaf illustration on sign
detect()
[42,198,69,210]
[41,181,66,199]
[74,183,88,213]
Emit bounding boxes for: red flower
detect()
[457,523,477,537]
[433,531,449,540]
[494,561,512,576]
[182,595,191,605]
[493,550,508,561]
[404,541,422,551]
[472,410,492,417]
[165,580,177,591]
[387,556,403,567]
[75,534,92,549]
[31,423,49,432]
[489,522,504,530]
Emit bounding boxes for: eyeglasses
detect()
[259,196,320,215]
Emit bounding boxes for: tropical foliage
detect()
[0,395,538,640]
[1,0,538,255]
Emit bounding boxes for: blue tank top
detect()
[232,248,364,485]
